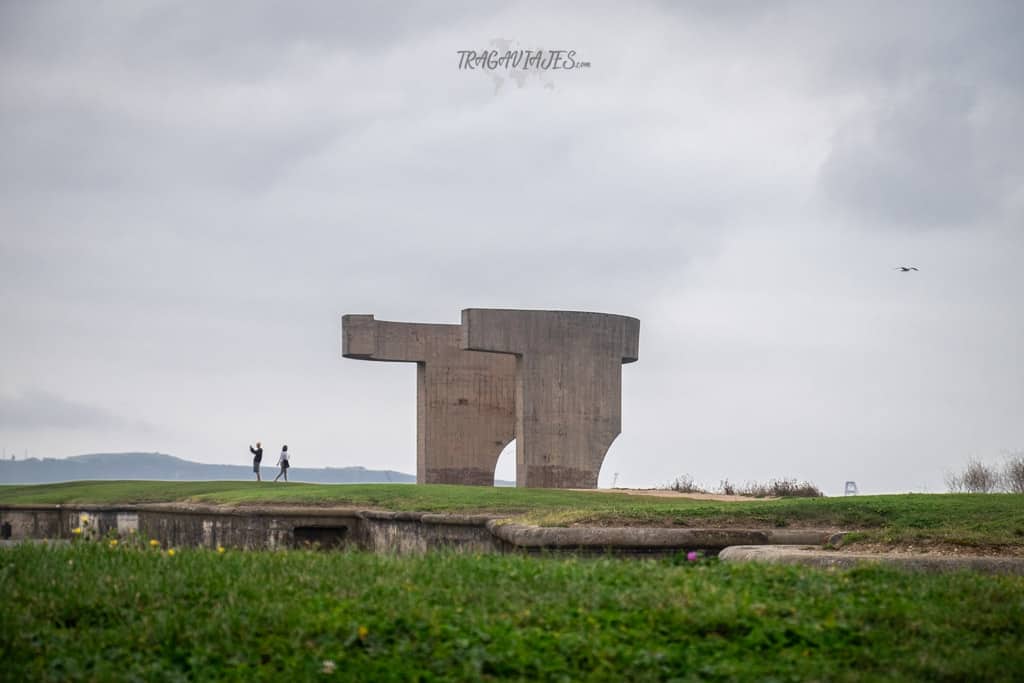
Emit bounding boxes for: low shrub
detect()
[739,478,825,498]
[668,474,707,494]
[666,476,823,498]
[963,460,1001,493]
[945,454,1024,493]
[1004,453,1024,494]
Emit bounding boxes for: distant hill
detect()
[0,452,418,485]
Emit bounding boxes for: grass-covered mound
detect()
[2,543,1023,681]
[2,481,1024,550]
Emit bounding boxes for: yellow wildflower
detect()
[149,539,160,548]
[357,625,368,641]
[167,548,176,557]
[72,527,83,535]
[109,539,119,548]
[216,545,226,554]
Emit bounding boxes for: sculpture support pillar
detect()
[461,309,640,488]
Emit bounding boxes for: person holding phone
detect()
[249,442,263,481]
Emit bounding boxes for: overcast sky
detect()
[1,1,1021,494]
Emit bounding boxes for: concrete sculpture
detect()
[341,314,516,485]
[462,308,640,488]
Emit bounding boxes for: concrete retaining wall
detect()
[487,523,833,556]
[0,505,62,540]
[361,511,502,554]
[0,504,833,556]
[0,504,505,553]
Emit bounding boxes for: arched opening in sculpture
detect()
[597,435,630,489]
[493,440,516,487]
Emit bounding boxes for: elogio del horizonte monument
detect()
[342,309,640,489]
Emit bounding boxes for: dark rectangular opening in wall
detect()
[294,526,349,549]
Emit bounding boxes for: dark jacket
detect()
[250,445,263,462]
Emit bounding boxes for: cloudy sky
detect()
[2,1,1021,494]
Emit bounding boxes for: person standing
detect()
[273,444,290,482]
[249,442,263,481]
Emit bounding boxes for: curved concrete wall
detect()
[462,309,640,488]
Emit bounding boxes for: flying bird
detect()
[894,266,919,272]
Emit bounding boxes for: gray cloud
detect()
[820,79,990,229]
[0,391,155,433]
[809,2,1024,230]
[0,2,497,68]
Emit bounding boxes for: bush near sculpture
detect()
[668,475,824,498]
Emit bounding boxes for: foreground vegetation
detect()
[1,542,1022,681]
[2,482,1024,549]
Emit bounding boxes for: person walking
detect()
[273,444,290,482]
[249,442,263,481]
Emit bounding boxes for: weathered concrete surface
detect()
[3,504,841,556]
[488,523,833,555]
[0,504,61,539]
[360,510,499,554]
[0,504,504,554]
[342,314,516,485]
[719,545,1024,575]
[462,309,640,488]
[0,503,363,551]
[139,505,364,551]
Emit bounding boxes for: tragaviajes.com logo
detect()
[458,38,590,93]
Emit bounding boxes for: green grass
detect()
[2,542,1023,681]
[2,482,1024,548]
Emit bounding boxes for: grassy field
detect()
[2,542,1023,681]
[2,481,1024,549]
